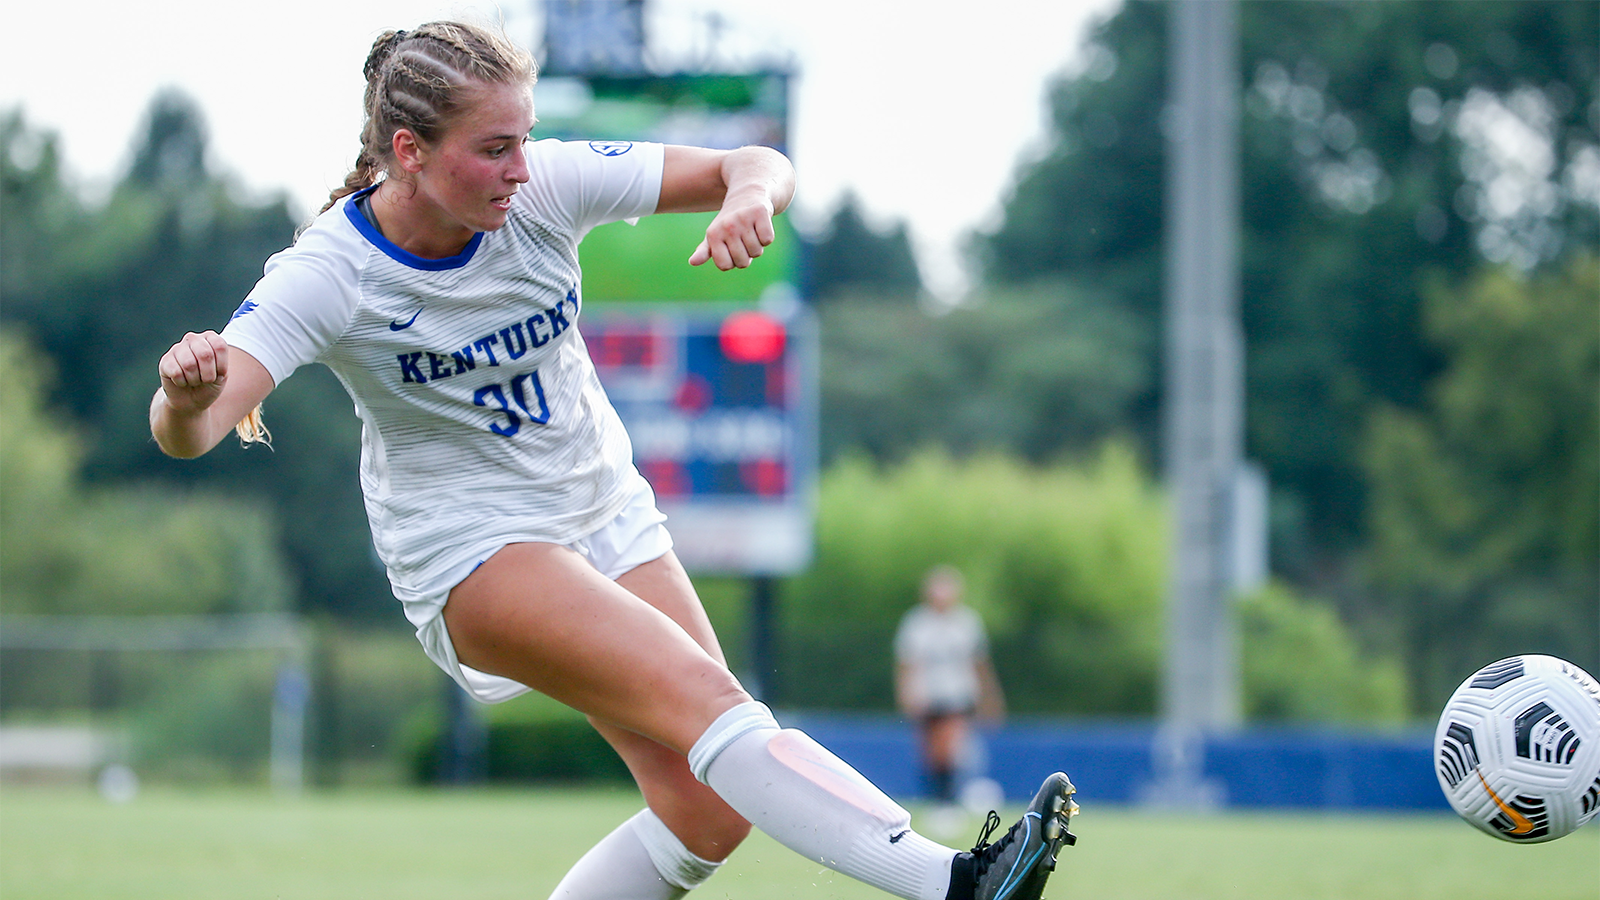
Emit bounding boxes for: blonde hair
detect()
[323,21,538,212]
[234,403,271,446]
[234,21,535,446]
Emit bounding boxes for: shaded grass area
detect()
[1,785,1595,899]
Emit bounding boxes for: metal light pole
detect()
[1145,0,1244,808]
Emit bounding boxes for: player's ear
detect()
[392,128,427,174]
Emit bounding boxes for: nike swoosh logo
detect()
[389,309,422,331]
[889,829,909,844]
[1476,770,1535,834]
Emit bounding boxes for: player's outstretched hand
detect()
[691,191,777,271]
[158,330,230,416]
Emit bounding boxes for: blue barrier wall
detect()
[785,714,1445,811]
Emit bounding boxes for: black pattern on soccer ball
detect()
[1438,722,1479,789]
[1514,701,1582,765]
[1470,657,1525,690]
[1580,772,1600,817]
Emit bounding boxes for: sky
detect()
[1,0,1122,298]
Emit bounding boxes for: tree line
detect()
[806,0,1597,711]
[2,0,1595,720]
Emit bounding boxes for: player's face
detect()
[415,82,534,234]
[924,574,961,610]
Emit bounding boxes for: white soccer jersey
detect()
[222,138,665,627]
[894,605,989,712]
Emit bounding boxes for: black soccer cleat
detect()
[948,772,1078,900]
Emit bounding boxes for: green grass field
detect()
[1,784,1596,899]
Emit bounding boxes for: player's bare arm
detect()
[659,145,795,271]
[895,661,927,717]
[976,655,1007,723]
[150,332,274,458]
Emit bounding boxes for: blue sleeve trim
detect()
[343,185,483,271]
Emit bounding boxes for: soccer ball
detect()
[1435,655,1600,842]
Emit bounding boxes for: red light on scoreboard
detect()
[673,374,712,413]
[740,458,788,496]
[642,459,690,497]
[718,311,787,364]
[588,323,671,371]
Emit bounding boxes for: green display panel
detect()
[532,73,797,302]
[579,213,800,302]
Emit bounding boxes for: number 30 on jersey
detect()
[473,370,551,437]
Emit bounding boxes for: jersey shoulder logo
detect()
[588,140,633,157]
[231,300,259,319]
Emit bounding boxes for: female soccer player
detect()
[150,21,1073,900]
[896,565,1007,807]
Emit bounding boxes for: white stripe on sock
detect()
[633,808,722,890]
[688,701,778,782]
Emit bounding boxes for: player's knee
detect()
[684,672,756,739]
[623,652,753,754]
[707,677,755,716]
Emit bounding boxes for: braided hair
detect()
[236,22,536,446]
[321,22,538,212]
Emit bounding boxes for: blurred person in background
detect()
[148,19,1073,900]
[896,565,1007,810]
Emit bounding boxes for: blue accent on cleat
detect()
[958,772,1077,900]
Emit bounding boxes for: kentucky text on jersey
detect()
[396,289,579,384]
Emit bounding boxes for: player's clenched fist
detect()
[158,331,230,414]
[691,193,776,271]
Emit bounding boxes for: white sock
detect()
[688,702,956,900]
[548,808,721,899]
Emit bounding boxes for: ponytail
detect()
[322,151,382,214]
[235,403,272,447]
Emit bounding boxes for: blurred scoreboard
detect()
[585,304,816,575]
[543,72,814,574]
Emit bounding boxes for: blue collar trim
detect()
[344,185,483,271]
